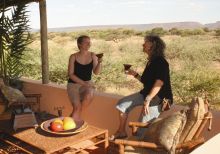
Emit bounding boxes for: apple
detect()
[50,122,63,132]
[53,118,63,125]
[63,117,76,130]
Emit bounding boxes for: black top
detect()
[140,56,173,102]
[68,59,93,83]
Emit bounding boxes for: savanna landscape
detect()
[23,28,220,109]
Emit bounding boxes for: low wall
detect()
[22,78,220,140]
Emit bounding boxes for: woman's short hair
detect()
[145,35,166,60]
[77,35,90,49]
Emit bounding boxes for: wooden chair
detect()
[0,83,42,112]
[10,93,42,112]
[11,93,42,131]
[115,111,212,154]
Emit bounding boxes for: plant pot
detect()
[0,103,6,114]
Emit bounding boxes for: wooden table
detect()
[12,125,109,154]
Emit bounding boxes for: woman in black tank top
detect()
[67,35,102,122]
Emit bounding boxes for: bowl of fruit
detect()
[40,117,88,135]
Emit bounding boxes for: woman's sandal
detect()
[109,133,128,141]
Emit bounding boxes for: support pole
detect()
[39,0,49,84]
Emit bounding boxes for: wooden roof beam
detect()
[0,0,39,9]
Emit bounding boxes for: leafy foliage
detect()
[0,4,31,86]
[0,8,10,84]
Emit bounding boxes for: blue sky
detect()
[27,0,220,28]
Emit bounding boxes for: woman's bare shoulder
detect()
[70,52,79,59]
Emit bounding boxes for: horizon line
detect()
[30,20,220,29]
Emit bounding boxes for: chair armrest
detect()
[128,122,150,135]
[115,139,162,154]
[129,122,149,128]
[115,139,163,149]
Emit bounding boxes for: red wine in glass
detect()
[96,53,104,59]
[123,64,132,71]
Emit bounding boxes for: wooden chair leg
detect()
[103,131,109,154]
[119,144,125,154]
[131,126,138,135]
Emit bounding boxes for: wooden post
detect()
[39,0,49,84]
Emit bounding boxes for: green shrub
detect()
[150,27,168,36]
[169,28,182,35]
[215,29,220,36]
[203,27,210,32]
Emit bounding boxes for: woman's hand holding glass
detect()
[98,57,103,63]
[125,69,138,77]
[96,53,103,64]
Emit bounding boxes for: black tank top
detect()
[68,55,93,83]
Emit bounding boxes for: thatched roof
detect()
[0,0,39,9]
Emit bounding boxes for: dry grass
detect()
[24,32,220,108]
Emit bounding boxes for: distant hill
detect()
[31,21,220,32]
[204,21,220,29]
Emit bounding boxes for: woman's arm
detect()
[68,54,88,86]
[127,69,141,82]
[143,79,164,115]
[146,79,164,100]
[92,53,102,75]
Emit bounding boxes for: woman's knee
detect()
[83,89,94,100]
[116,99,130,114]
[83,91,94,102]
[116,97,125,106]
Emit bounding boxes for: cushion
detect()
[142,111,187,153]
[179,97,208,143]
[0,85,26,106]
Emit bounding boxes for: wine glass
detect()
[96,53,104,59]
[123,64,132,74]
[54,106,64,117]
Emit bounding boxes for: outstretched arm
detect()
[92,53,102,75]
[126,69,141,82]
